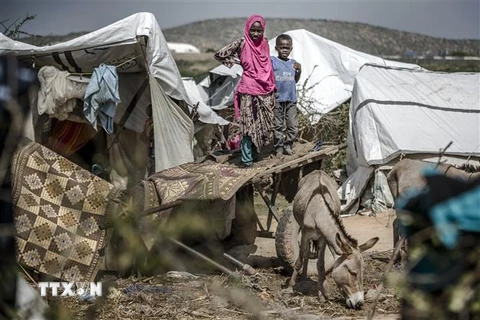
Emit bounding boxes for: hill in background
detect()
[162,18,479,57]
[18,18,480,57]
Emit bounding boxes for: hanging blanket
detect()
[12,141,122,282]
[83,64,120,134]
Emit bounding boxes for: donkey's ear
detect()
[335,233,352,255]
[359,237,379,253]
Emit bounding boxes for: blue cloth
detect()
[271,56,297,102]
[397,167,480,249]
[84,64,120,134]
[240,135,259,166]
[395,168,480,292]
[428,184,480,249]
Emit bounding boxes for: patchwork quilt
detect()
[12,141,121,282]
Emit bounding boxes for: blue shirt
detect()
[271,56,297,102]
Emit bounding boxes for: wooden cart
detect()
[248,144,341,239]
[118,143,343,271]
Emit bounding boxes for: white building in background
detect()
[167,42,201,53]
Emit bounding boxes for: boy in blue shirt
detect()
[271,34,302,157]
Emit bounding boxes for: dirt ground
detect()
[43,202,400,320]
[255,209,395,259]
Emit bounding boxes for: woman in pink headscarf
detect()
[214,15,276,166]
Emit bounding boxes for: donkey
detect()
[387,158,480,200]
[289,170,379,309]
[387,159,480,260]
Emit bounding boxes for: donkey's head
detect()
[331,233,379,309]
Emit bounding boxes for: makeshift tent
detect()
[197,29,420,120]
[0,12,228,187]
[182,77,207,109]
[340,64,480,214]
[197,64,243,111]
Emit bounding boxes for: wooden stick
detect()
[223,253,257,275]
[167,237,238,279]
[368,236,405,320]
[18,263,37,286]
[254,182,279,226]
[267,172,282,230]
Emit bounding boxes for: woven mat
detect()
[12,141,121,282]
[149,160,266,205]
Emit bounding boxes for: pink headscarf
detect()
[234,15,275,119]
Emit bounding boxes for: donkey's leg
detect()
[316,237,329,301]
[289,231,309,288]
[299,240,311,280]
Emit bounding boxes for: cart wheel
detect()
[275,207,318,275]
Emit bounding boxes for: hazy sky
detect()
[1,0,479,39]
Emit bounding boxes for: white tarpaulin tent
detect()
[0,12,227,127]
[0,12,228,183]
[197,29,420,119]
[182,77,208,111]
[340,64,480,213]
[197,64,243,111]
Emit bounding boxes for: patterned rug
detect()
[148,160,265,205]
[12,141,122,282]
